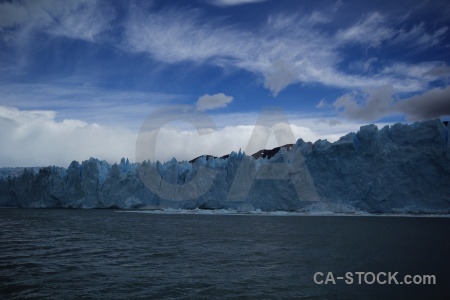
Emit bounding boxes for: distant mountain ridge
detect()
[0,119,449,214]
[0,167,42,180]
[189,144,294,163]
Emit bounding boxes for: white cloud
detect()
[0,0,112,43]
[1,2,448,137]
[196,93,233,111]
[1,105,390,167]
[123,7,445,96]
[123,7,247,63]
[335,12,448,52]
[335,12,395,48]
[148,115,392,162]
[124,9,334,95]
[46,2,114,42]
[0,106,136,167]
[3,3,445,97]
[393,22,448,49]
[0,83,184,129]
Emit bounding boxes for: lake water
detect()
[0,209,449,299]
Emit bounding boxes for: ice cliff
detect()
[0,119,449,213]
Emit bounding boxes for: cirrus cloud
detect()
[123,6,449,96]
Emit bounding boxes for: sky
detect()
[0,0,449,167]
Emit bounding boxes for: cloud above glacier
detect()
[0,83,184,130]
[0,105,384,167]
[0,106,136,167]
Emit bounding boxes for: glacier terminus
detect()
[0,119,449,214]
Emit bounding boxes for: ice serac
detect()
[0,119,449,214]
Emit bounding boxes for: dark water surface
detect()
[0,209,449,299]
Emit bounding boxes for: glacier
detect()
[0,119,449,214]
